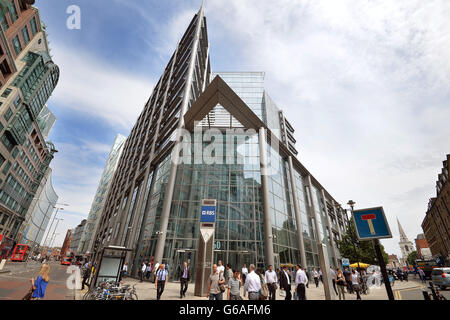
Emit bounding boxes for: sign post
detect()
[194,199,217,297]
[352,207,394,301]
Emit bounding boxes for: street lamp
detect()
[347,200,361,271]
[49,233,60,249]
[42,204,69,248]
[48,218,64,249]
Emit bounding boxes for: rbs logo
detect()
[200,206,216,223]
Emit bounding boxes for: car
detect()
[431,267,450,290]
[61,257,72,266]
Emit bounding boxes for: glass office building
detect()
[94,5,349,281]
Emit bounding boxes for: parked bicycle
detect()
[83,280,138,300]
[422,281,447,301]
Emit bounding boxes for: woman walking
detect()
[313,268,320,288]
[351,269,362,300]
[335,269,347,300]
[30,263,50,300]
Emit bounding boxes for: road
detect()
[394,278,450,300]
[0,260,75,300]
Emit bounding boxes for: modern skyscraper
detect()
[0,1,59,242]
[76,134,127,255]
[93,4,349,281]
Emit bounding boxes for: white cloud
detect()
[50,44,155,129]
[204,0,450,257]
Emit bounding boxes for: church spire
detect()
[397,218,409,243]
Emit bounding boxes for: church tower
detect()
[398,218,415,266]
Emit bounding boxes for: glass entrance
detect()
[226,251,256,271]
[171,249,196,281]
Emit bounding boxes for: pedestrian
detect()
[122,262,128,280]
[256,268,268,300]
[243,264,261,300]
[330,266,338,295]
[279,265,292,300]
[81,263,91,290]
[396,268,403,282]
[152,261,160,286]
[227,269,242,300]
[30,263,50,300]
[217,260,225,275]
[351,269,362,300]
[156,264,168,300]
[241,264,248,285]
[145,262,152,280]
[418,268,426,284]
[140,262,146,282]
[335,269,346,300]
[225,263,233,286]
[343,267,353,293]
[305,269,309,288]
[319,269,323,283]
[265,265,278,300]
[312,268,320,287]
[179,261,190,299]
[295,265,307,300]
[207,264,225,300]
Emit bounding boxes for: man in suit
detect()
[179,261,191,298]
[279,265,292,300]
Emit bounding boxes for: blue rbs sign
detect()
[200,206,216,223]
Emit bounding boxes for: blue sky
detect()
[37,0,450,258]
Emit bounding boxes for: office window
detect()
[1,134,14,151]
[21,26,30,46]
[30,17,38,36]
[1,88,12,98]
[13,95,21,108]
[8,2,18,23]
[12,35,22,55]
[0,11,8,31]
[2,161,11,175]
[4,108,13,121]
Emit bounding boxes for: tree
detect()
[337,217,389,266]
[407,251,417,266]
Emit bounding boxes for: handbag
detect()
[22,287,34,300]
[219,274,226,293]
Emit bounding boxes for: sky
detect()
[35,0,450,258]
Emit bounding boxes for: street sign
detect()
[200,205,216,223]
[353,207,392,240]
[342,258,350,267]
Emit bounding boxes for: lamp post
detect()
[49,218,64,249]
[347,200,361,271]
[49,233,60,249]
[42,204,68,248]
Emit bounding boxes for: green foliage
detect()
[407,251,417,265]
[337,217,389,266]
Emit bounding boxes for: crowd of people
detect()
[126,258,372,301]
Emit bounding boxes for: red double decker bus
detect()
[0,234,15,261]
[11,244,30,262]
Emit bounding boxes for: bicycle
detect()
[423,282,447,301]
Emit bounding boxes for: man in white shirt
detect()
[265,265,278,300]
[241,264,249,285]
[243,264,261,300]
[217,260,225,275]
[279,265,292,300]
[330,266,338,295]
[295,265,307,300]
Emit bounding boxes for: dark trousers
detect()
[346,281,353,293]
[268,283,276,300]
[157,280,166,300]
[332,279,338,295]
[314,277,319,287]
[297,283,306,300]
[180,278,189,297]
[242,274,246,285]
[284,287,292,300]
[81,276,89,290]
[140,271,144,282]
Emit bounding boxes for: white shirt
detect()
[244,271,261,294]
[153,263,160,273]
[242,267,248,275]
[295,269,308,286]
[123,265,128,272]
[217,265,225,274]
[141,264,146,272]
[265,270,277,284]
[283,270,290,285]
[313,270,319,278]
[330,269,336,277]
[351,274,359,285]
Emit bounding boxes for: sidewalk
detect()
[78,277,423,300]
